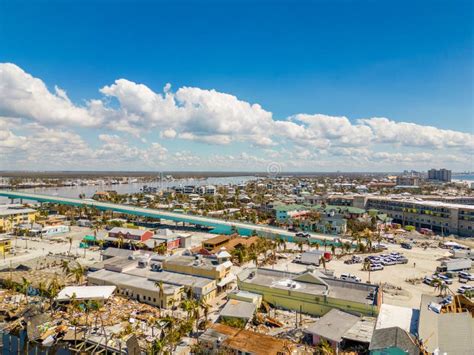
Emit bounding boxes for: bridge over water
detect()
[0,190,347,246]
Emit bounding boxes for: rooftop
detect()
[108,227,150,236]
[202,235,230,246]
[376,304,419,334]
[369,327,419,355]
[418,294,474,354]
[305,308,359,342]
[238,268,378,306]
[87,268,179,295]
[201,324,295,355]
[219,299,257,320]
[56,286,116,302]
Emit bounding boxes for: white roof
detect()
[375,304,418,333]
[216,249,231,258]
[216,260,233,271]
[56,286,116,301]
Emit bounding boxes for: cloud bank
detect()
[0,63,472,171]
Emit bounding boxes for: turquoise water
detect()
[453,174,474,181]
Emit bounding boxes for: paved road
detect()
[0,190,350,245]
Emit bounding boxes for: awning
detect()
[217,274,237,287]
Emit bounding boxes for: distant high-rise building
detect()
[396,176,420,186]
[428,168,452,182]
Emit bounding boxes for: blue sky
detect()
[0,0,472,171]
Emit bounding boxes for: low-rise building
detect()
[219,299,257,326]
[237,268,380,317]
[108,227,154,242]
[162,255,233,286]
[88,258,218,307]
[304,308,360,351]
[0,204,38,232]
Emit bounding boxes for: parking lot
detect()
[270,241,472,309]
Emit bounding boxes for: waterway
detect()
[0,175,256,204]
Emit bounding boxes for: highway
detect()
[0,190,349,245]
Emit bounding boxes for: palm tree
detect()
[316,338,335,354]
[199,299,210,329]
[363,260,372,283]
[70,263,86,284]
[61,259,71,275]
[296,241,304,253]
[67,236,73,255]
[432,279,448,296]
[250,251,258,267]
[20,277,31,305]
[116,233,124,249]
[97,239,105,250]
[319,256,327,272]
[155,280,165,309]
[46,276,62,315]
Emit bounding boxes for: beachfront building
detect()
[0,204,38,232]
[353,196,474,237]
[237,268,380,317]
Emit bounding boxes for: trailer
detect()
[437,258,472,272]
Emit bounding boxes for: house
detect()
[273,204,308,222]
[40,225,70,236]
[369,327,419,355]
[108,227,153,242]
[304,309,359,351]
[219,299,257,326]
[76,219,93,227]
[202,235,231,252]
[199,323,297,355]
[153,229,180,250]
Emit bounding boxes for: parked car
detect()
[423,276,434,285]
[401,242,413,250]
[457,285,473,294]
[381,259,396,266]
[396,257,409,264]
[437,274,453,285]
[458,271,474,281]
[340,273,362,282]
[370,264,384,271]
